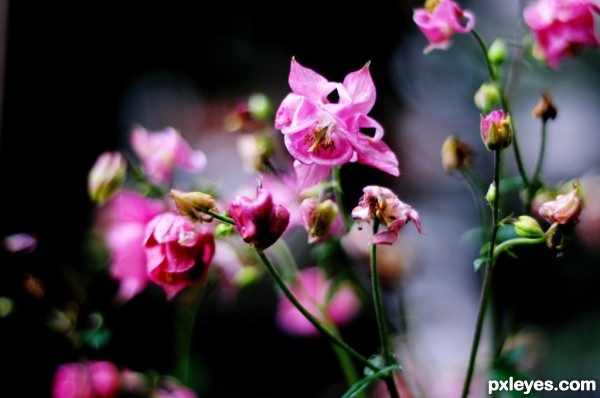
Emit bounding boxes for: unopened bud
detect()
[532,91,557,122]
[88,151,126,204]
[301,198,339,243]
[480,110,513,151]
[487,39,507,65]
[474,83,501,113]
[440,134,472,173]
[486,182,496,205]
[514,215,545,238]
[248,93,273,121]
[169,189,217,222]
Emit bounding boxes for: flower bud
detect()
[169,189,217,223]
[237,133,275,173]
[300,198,340,243]
[487,39,507,65]
[441,135,472,173]
[480,110,513,151]
[474,83,501,113]
[532,91,557,122]
[486,182,496,205]
[248,92,273,121]
[88,151,126,204]
[513,215,545,238]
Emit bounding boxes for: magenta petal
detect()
[284,130,354,166]
[275,93,320,135]
[293,161,331,192]
[372,229,400,245]
[342,62,376,115]
[350,134,399,176]
[288,57,333,101]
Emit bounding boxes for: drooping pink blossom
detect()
[351,185,423,245]
[276,267,360,337]
[523,0,600,69]
[274,58,399,184]
[130,125,207,185]
[52,360,121,398]
[413,0,476,54]
[97,190,165,302]
[144,212,215,299]
[229,189,290,250]
[538,181,583,225]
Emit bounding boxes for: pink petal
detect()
[284,129,354,166]
[293,161,331,192]
[288,57,335,101]
[350,134,400,176]
[341,62,376,115]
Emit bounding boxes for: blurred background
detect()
[1,1,600,397]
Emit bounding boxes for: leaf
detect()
[343,365,402,398]
[474,257,488,271]
[499,176,525,192]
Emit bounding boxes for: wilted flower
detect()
[274,58,399,186]
[229,189,290,250]
[523,0,600,69]
[276,267,360,337]
[88,151,126,204]
[538,181,583,225]
[144,212,216,299]
[130,125,207,185]
[480,110,513,151]
[351,185,423,245]
[97,190,165,302]
[531,91,557,122]
[169,189,217,223]
[440,134,472,173]
[52,360,121,398]
[413,0,476,54]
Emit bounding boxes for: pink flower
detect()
[144,212,216,299]
[276,267,360,337]
[351,185,423,245]
[413,0,476,54]
[88,151,127,204]
[274,58,399,183]
[523,0,600,69]
[97,190,165,302]
[52,360,121,398]
[130,125,207,184]
[538,181,583,225]
[229,189,290,250]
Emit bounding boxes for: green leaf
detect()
[499,176,525,192]
[474,257,488,271]
[343,365,402,398]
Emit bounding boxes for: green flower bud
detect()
[486,182,496,205]
[474,82,501,114]
[248,93,273,121]
[513,215,545,239]
[488,39,507,65]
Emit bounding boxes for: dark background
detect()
[0,3,421,397]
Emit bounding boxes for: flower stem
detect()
[461,149,502,398]
[332,166,353,230]
[526,120,548,212]
[470,30,530,189]
[371,220,401,398]
[256,250,379,372]
[460,167,489,243]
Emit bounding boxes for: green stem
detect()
[526,120,548,212]
[206,209,235,224]
[460,167,489,243]
[471,30,496,81]
[330,333,366,398]
[371,220,401,398]
[493,236,545,259]
[332,166,353,230]
[256,250,379,372]
[174,285,206,385]
[461,150,502,398]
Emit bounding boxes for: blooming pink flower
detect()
[97,190,165,302]
[229,189,290,250]
[523,0,600,69]
[144,212,216,299]
[274,58,399,185]
[276,267,360,337]
[413,0,476,54]
[52,360,121,398]
[538,181,583,225]
[351,185,423,245]
[130,125,207,184]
